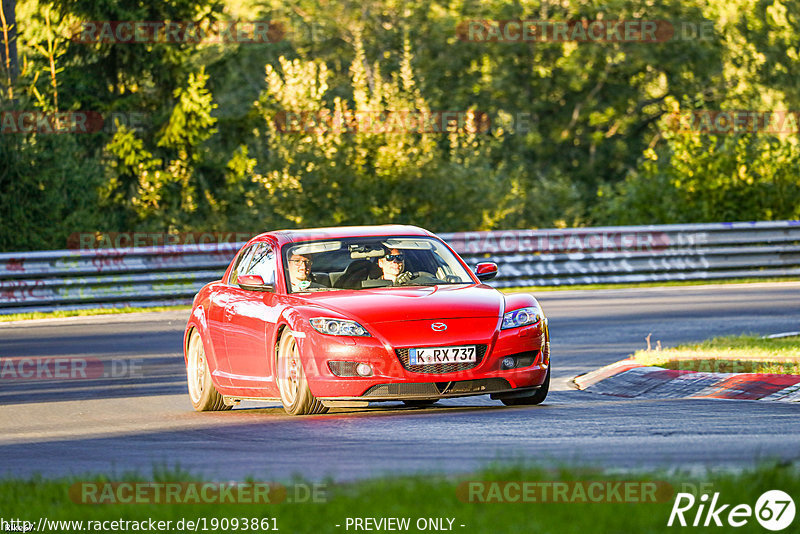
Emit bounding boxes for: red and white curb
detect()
[573,361,800,402]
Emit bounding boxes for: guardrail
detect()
[1,221,798,313]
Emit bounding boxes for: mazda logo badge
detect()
[431,322,447,331]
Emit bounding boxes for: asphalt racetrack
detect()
[1,282,799,481]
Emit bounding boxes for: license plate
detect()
[409,346,476,365]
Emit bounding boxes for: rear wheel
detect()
[500,367,550,406]
[186,329,231,412]
[276,329,328,416]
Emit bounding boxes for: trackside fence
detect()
[1,221,798,313]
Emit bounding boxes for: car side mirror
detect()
[237,274,274,292]
[475,262,498,282]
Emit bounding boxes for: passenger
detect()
[287,253,324,292]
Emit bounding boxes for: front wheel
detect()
[500,367,550,406]
[276,329,328,416]
[186,329,231,412]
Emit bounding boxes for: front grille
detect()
[363,383,440,397]
[395,345,488,374]
[328,361,359,377]
[363,378,511,398]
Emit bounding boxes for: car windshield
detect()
[283,236,474,293]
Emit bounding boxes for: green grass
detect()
[1,464,797,533]
[632,334,800,374]
[0,305,191,322]
[503,276,800,293]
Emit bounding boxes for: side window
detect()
[245,244,277,286]
[230,243,277,287]
[229,246,257,286]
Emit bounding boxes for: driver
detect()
[378,248,414,285]
[287,253,324,292]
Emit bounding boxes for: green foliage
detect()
[740,0,800,108]
[102,68,222,232]
[593,0,800,224]
[1,0,799,252]
[235,40,521,232]
[594,129,800,224]
[2,464,799,534]
[0,0,228,250]
[0,128,106,251]
[47,0,225,111]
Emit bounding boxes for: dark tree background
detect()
[1,0,798,251]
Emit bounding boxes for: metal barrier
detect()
[1,221,798,313]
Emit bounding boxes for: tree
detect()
[102,68,222,232]
[0,0,17,98]
[594,129,800,224]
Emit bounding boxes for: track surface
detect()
[1,283,799,481]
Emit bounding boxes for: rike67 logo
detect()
[668,490,795,531]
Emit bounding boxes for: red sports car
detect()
[183,225,550,415]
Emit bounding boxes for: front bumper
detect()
[319,378,544,403]
[300,320,550,399]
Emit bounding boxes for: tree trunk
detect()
[0,0,18,92]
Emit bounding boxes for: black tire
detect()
[500,367,550,406]
[186,329,231,412]
[402,399,439,407]
[276,329,329,416]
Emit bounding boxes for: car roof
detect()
[250,225,436,247]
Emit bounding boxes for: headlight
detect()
[310,318,370,337]
[501,306,543,330]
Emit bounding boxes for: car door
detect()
[224,242,281,395]
[206,287,233,387]
[208,244,257,382]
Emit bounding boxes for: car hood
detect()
[300,284,504,324]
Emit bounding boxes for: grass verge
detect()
[632,334,800,374]
[0,305,191,322]
[1,464,797,533]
